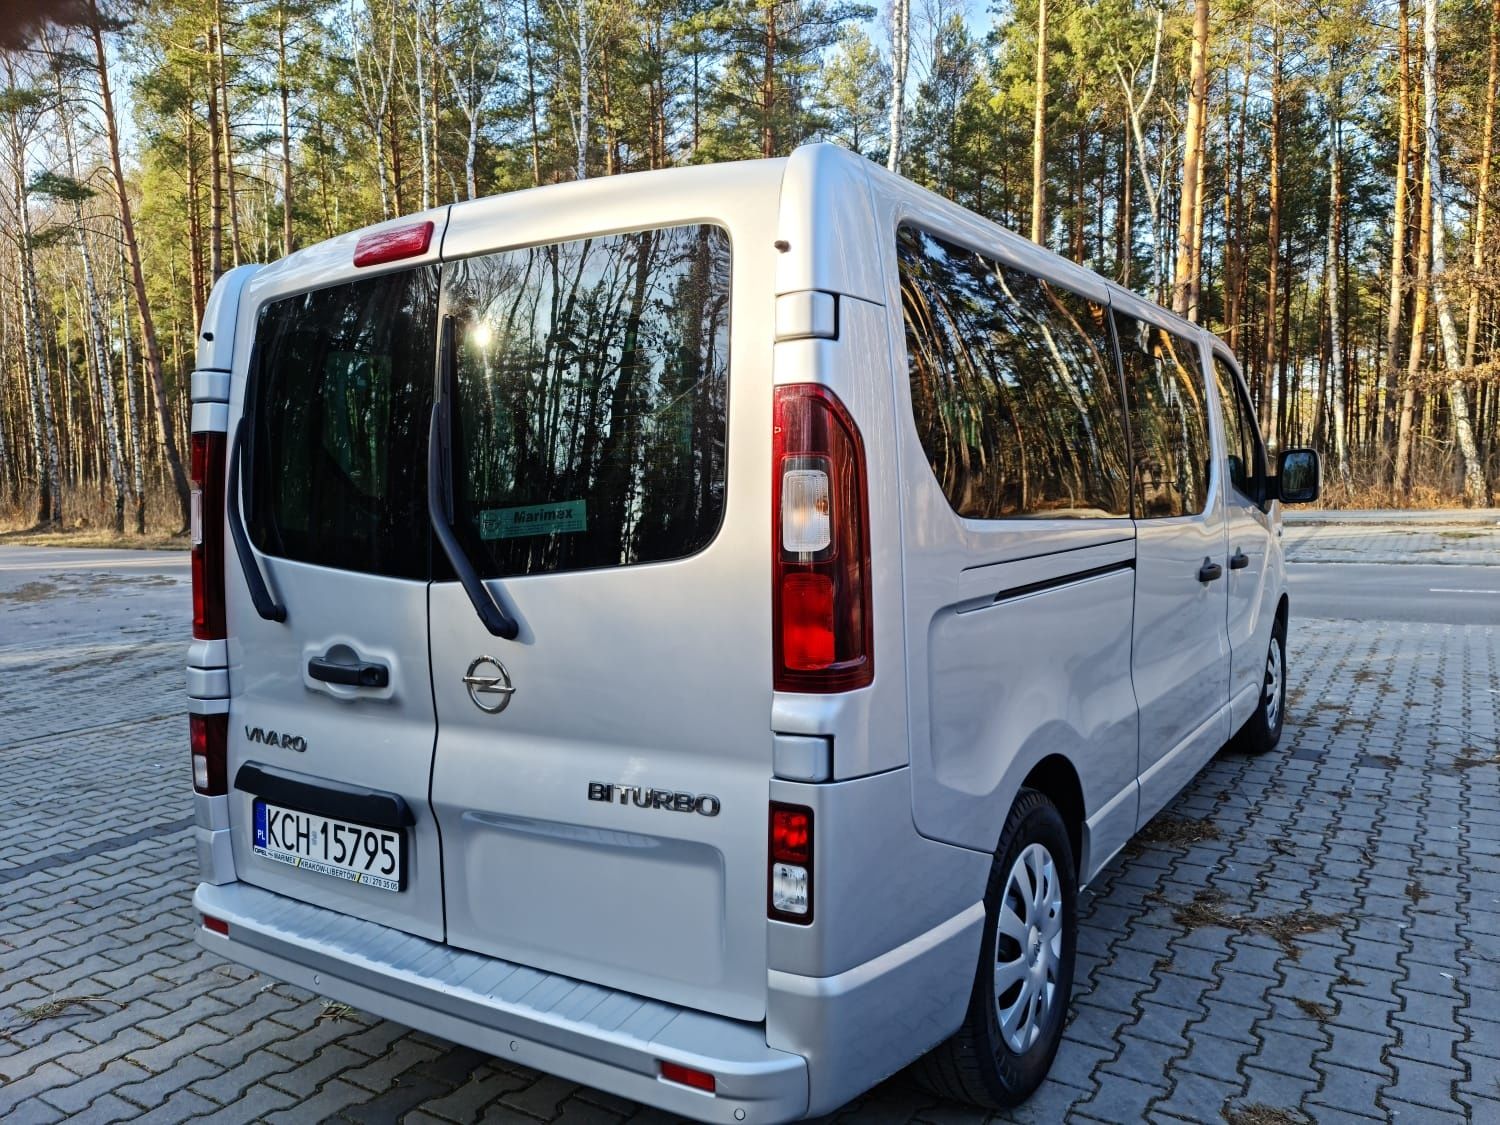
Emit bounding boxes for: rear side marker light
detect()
[659,1061,716,1093]
[769,803,814,923]
[191,712,229,796]
[353,220,434,267]
[202,914,229,936]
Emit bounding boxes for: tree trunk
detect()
[13,172,62,527]
[523,0,542,184]
[1397,25,1431,497]
[278,11,294,256]
[214,2,243,266]
[1384,0,1412,478]
[1422,0,1487,503]
[761,3,777,157]
[1173,0,1209,317]
[206,35,224,280]
[1466,0,1500,369]
[54,58,126,531]
[1030,0,1048,244]
[90,5,192,532]
[1260,13,1283,437]
[119,249,146,533]
[1325,104,1350,486]
[887,0,909,172]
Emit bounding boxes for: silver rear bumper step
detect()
[194,882,808,1123]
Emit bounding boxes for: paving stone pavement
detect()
[1283,522,1500,567]
[2,551,1499,1124]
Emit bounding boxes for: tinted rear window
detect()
[896,226,1130,519]
[247,267,438,579]
[444,224,731,578]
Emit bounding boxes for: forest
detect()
[1,0,1497,538]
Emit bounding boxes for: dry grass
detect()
[1170,887,1344,959]
[1223,1105,1309,1125]
[1135,814,1222,848]
[0,526,187,551]
[1293,998,1332,1021]
[1405,881,1429,905]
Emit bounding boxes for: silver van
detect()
[186,143,1321,1122]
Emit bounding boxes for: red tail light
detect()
[772,385,872,692]
[769,803,814,923]
[190,431,227,640]
[191,712,228,796]
[202,914,229,935]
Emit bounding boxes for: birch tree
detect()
[1421,0,1486,503]
[887,0,909,171]
[87,0,191,531]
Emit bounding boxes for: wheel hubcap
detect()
[1264,639,1283,729]
[994,842,1063,1053]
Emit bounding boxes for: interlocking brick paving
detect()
[1,544,1496,1123]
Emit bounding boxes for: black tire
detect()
[1235,615,1287,755]
[913,788,1078,1110]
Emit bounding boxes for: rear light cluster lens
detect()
[772,385,872,692]
[769,803,814,923]
[202,914,229,935]
[191,712,228,796]
[190,431,227,640]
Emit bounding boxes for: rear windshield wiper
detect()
[227,417,287,623]
[427,320,520,641]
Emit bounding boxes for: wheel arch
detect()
[1018,755,1086,878]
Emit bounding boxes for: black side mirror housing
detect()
[1276,448,1321,504]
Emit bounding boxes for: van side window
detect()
[247,266,438,580]
[896,226,1130,519]
[1211,354,1262,500]
[444,224,730,578]
[1117,315,1212,518]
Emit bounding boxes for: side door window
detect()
[896,225,1131,519]
[1116,314,1212,518]
[1211,354,1265,502]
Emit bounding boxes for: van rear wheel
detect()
[913,788,1077,1109]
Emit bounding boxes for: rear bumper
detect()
[194,882,805,1122]
[194,881,982,1122]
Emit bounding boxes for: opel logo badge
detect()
[463,656,515,714]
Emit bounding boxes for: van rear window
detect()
[247,267,438,579]
[444,224,731,578]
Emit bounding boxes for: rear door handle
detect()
[1229,549,1249,571]
[308,656,389,688]
[1198,558,1224,583]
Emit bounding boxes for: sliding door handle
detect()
[1198,558,1224,583]
[1229,549,1249,571]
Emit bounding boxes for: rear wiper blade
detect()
[426,400,520,641]
[227,417,287,623]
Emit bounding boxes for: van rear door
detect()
[225,228,446,941]
[427,169,780,1022]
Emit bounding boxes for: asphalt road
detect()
[1288,560,1500,625]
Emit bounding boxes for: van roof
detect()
[241,142,1221,357]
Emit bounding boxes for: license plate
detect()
[252,801,403,892]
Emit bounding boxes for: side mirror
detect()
[1276,448,1321,504]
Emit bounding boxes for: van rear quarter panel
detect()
[862,168,1142,872]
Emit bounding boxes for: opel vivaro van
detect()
[186,143,1321,1122]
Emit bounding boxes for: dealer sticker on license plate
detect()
[253,801,402,892]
